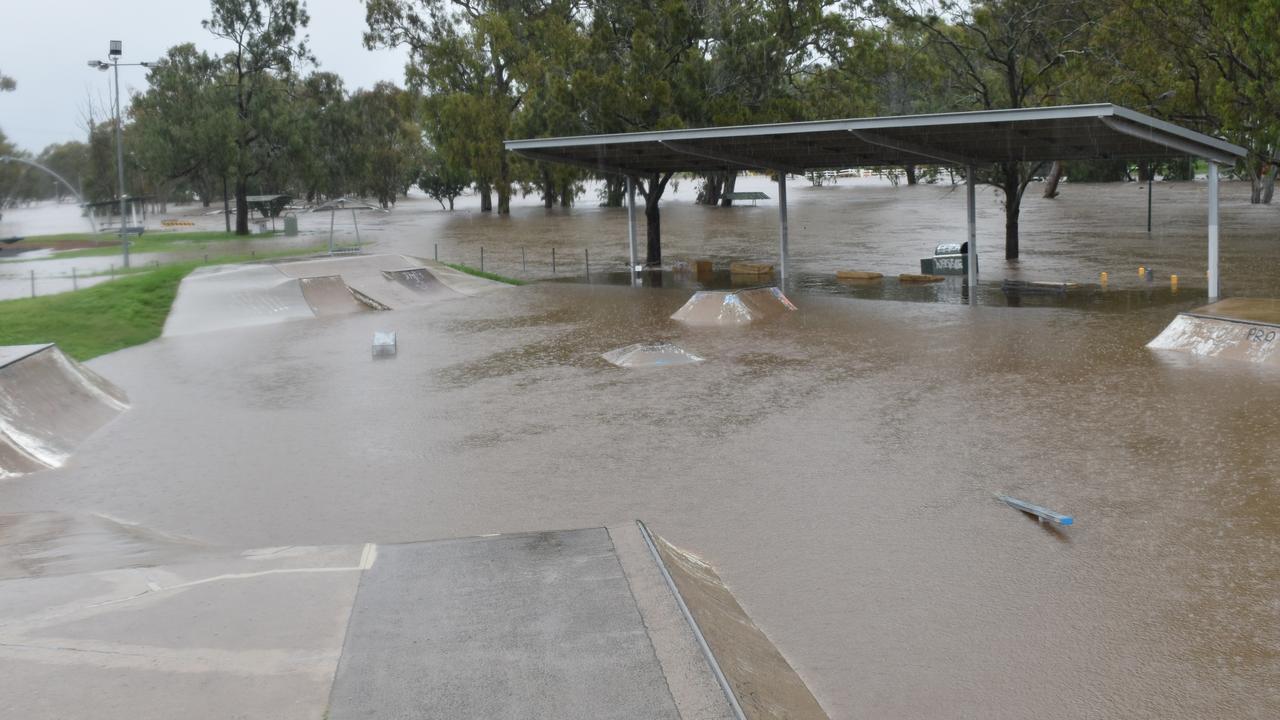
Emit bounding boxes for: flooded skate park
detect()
[2,109,1279,720]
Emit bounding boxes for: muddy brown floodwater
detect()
[1,179,1278,718]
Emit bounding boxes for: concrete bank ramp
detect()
[1148,298,1280,365]
[0,344,128,478]
[672,287,797,327]
[165,254,506,337]
[642,523,829,720]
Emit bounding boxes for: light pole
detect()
[88,41,157,269]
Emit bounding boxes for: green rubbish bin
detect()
[283,214,299,236]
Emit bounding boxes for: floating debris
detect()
[996,494,1074,526]
[372,331,397,358]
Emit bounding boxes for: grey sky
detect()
[0,0,410,153]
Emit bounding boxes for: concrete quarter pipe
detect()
[0,344,128,478]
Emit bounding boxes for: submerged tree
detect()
[204,0,313,234]
[879,0,1102,259]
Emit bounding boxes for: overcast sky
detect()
[0,0,410,153]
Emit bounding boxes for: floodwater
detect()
[1,178,1278,718]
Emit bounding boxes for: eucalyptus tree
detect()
[204,0,313,234]
[877,0,1103,259]
[1102,0,1279,204]
[365,0,575,214]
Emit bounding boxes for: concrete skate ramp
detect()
[298,275,373,316]
[0,344,128,478]
[382,267,463,299]
[603,342,705,368]
[327,528,681,719]
[672,287,797,327]
[646,526,828,720]
[279,254,465,309]
[1148,298,1280,365]
[163,264,314,337]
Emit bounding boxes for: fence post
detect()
[30,270,35,298]
[72,268,78,291]
[585,248,589,279]
[552,247,556,274]
[481,246,485,273]
[434,243,438,261]
[522,247,526,272]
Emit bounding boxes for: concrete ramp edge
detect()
[637,520,829,720]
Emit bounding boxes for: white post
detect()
[626,176,638,285]
[1208,162,1220,300]
[967,165,977,304]
[777,171,789,287]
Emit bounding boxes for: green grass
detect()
[0,245,330,360]
[3,230,284,261]
[442,262,527,286]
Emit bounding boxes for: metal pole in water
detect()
[522,247,526,272]
[552,247,556,274]
[626,176,638,285]
[967,164,978,305]
[1208,162,1220,299]
[777,170,788,287]
[434,243,438,261]
[1152,162,1162,233]
[584,248,589,280]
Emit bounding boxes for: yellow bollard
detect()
[1170,274,1178,291]
[1138,266,1146,278]
[1100,271,1108,287]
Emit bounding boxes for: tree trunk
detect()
[719,172,737,207]
[559,180,572,207]
[541,167,555,208]
[1003,162,1020,260]
[235,177,249,235]
[222,175,231,233]
[1263,164,1277,204]
[645,194,662,267]
[479,183,492,212]
[1250,173,1262,204]
[905,165,918,186]
[603,176,624,207]
[641,172,672,267]
[698,173,723,205]
[1042,161,1063,198]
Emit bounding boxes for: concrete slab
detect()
[327,529,681,720]
[0,532,364,720]
[1148,309,1280,365]
[298,275,374,316]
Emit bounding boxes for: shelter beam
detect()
[658,140,804,177]
[1099,118,1238,166]
[849,130,974,166]
[512,148,633,176]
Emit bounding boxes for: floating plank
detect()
[836,270,883,280]
[729,262,774,275]
[898,273,945,284]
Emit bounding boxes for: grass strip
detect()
[442,262,527,286]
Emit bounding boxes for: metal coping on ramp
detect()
[1148,298,1280,365]
[638,521,829,720]
[0,343,53,370]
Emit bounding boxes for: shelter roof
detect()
[505,104,1246,175]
